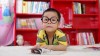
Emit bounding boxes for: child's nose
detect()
[47,20,51,24]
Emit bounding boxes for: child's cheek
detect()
[42,23,47,29]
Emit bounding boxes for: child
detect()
[34,8,68,51]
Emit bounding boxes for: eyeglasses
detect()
[41,16,59,24]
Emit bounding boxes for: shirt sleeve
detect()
[36,30,46,46]
[58,35,68,46]
[36,37,46,46]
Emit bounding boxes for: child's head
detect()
[41,8,61,32]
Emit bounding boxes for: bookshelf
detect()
[14,0,50,45]
[14,0,100,45]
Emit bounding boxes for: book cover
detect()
[81,4,85,14]
[38,2,43,14]
[32,19,37,29]
[82,32,88,45]
[73,2,77,14]
[77,2,82,14]
[16,18,21,29]
[22,1,28,13]
[78,33,82,45]
[16,0,22,13]
[89,32,95,45]
[85,32,90,45]
[76,33,79,45]
[26,19,31,29]
[80,33,84,45]
[73,2,79,14]
[20,19,28,28]
[28,2,32,14]
[32,2,39,14]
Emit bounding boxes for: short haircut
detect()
[42,8,61,22]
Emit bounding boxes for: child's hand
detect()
[41,45,53,50]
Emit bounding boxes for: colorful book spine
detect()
[27,2,32,14]
[22,1,28,13]
[86,32,90,45]
[81,4,85,14]
[38,2,43,14]
[73,2,85,14]
[76,32,95,45]
[20,19,28,28]
[16,18,39,29]
[32,2,39,14]
[89,32,95,45]
[77,2,82,14]
[16,0,22,13]
[16,1,49,14]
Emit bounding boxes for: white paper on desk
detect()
[40,48,66,55]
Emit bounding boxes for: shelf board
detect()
[60,28,76,30]
[24,0,50,2]
[16,13,42,18]
[16,29,38,32]
[60,28,98,30]
[73,14,98,17]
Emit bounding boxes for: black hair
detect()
[42,8,61,22]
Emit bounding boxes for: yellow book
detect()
[78,2,82,14]
[22,1,28,13]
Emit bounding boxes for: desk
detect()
[0,44,100,56]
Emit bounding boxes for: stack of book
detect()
[76,32,95,45]
[73,2,85,14]
[16,0,49,14]
[16,18,37,29]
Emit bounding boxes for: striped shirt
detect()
[37,29,67,46]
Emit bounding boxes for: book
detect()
[73,2,85,14]
[27,2,32,14]
[22,1,28,13]
[76,32,95,45]
[20,19,28,28]
[16,0,22,13]
[86,32,91,45]
[82,33,86,45]
[81,4,85,14]
[32,2,39,14]
[16,18,21,28]
[89,32,95,45]
[16,1,49,14]
[16,18,38,29]
[77,2,82,14]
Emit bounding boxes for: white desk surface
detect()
[0,44,100,56]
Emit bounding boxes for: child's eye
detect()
[44,18,48,21]
[51,19,57,21]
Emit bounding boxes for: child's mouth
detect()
[46,26,53,28]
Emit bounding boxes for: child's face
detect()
[42,11,59,32]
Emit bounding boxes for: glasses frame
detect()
[41,16,59,24]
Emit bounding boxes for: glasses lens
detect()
[42,16,48,23]
[51,17,58,24]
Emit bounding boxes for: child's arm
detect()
[40,44,67,51]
